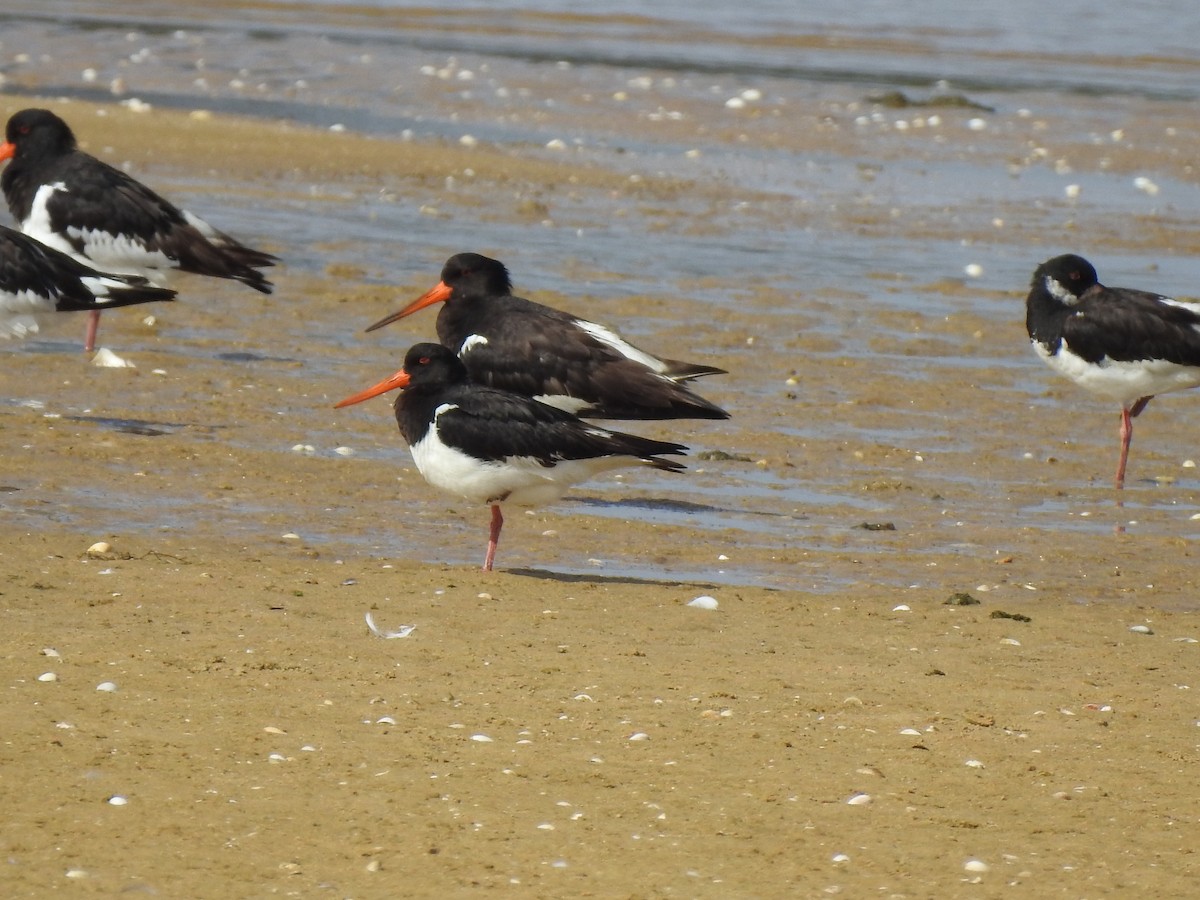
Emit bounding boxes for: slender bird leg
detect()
[83,310,101,353]
[1115,396,1154,489]
[483,504,503,571]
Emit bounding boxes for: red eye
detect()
[419,356,431,365]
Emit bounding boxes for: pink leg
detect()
[1115,408,1132,489]
[483,504,503,571]
[84,310,101,353]
[1115,396,1154,489]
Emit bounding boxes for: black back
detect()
[1026,253,1200,366]
[393,343,687,469]
[431,253,729,420]
[2,108,277,292]
[1,224,176,312]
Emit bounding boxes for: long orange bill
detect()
[0,141,15,162]
[364,281,452,332]
[334,369,411,408]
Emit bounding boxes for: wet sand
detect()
[2,101,1200,895]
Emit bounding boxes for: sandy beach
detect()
[2,96,1199,896]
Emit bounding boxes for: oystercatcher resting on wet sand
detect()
[336,342,688,571]
[364,252,729,421]
[1025,253,1200,488]
[1,224,175,341]
[0,107,277,352]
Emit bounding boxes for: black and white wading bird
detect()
[364,252,728,421]
[1,224,175,341]
[336,342,688,571]
[1025,253,1200,488]
[0,108,277,352]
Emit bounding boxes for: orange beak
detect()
[0,141,15,162]
[364,280,452,332]
[334,369,411,408]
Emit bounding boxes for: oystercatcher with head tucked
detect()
[1025,253,1200,488]
[336,342,688,571]
[0,107,277,352]
[1,224,176,341]
[365,252,728,421]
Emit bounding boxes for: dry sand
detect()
[2,102,1199,897]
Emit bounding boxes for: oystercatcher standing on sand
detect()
[336,342,688,571]
[0,108,277,352]
[1,224,176,341]
[1025,253,1200,488]
[364,252,728,421]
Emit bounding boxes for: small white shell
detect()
[107,796,128,806]
[687,595,719,610]
[38,672,58,683]
[846,793,872,806]
[92,348,135,368]
[1129,624,1153,635]
[963,859,989,873]
[96,682,118,692]
[86,541,111,556]
[470,734,494,743]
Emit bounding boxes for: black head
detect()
[403,342,469,386]
[1032,254,1099,301]
[441,252,513,297]
[3,108,78,158]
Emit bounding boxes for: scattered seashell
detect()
[375,716,396,725]
[86,541,111,557]
[965,759,985,768]
[333,446,355,457]
[38,672,58,683]
[290,444,316,456]
[999,638,1021,646]
[892,604,911,612]
[96,682,118,693]
[107,795,128,806]
[41,648,61,658]
[628,732,650,741]
[1133,175,1159,195]
[963,263,983,278]
[65,869,88,879]
[364,612,415,639]
[687,595,719,610]
[470,734,494,743]
[263,726,286,735]
[1129,624,1153,635]
[963,859,989,873]
[831,853,850,863]
[846,793,871,805]
[92,348,135,368]
[899,728,922,736]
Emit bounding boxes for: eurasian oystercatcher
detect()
[0,108,277,352]
[336,342,688,571]
[364,252,729,420]
[1,224,176,341]
[1025,253,1200,488]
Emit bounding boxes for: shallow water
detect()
[2,1,1200,592]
